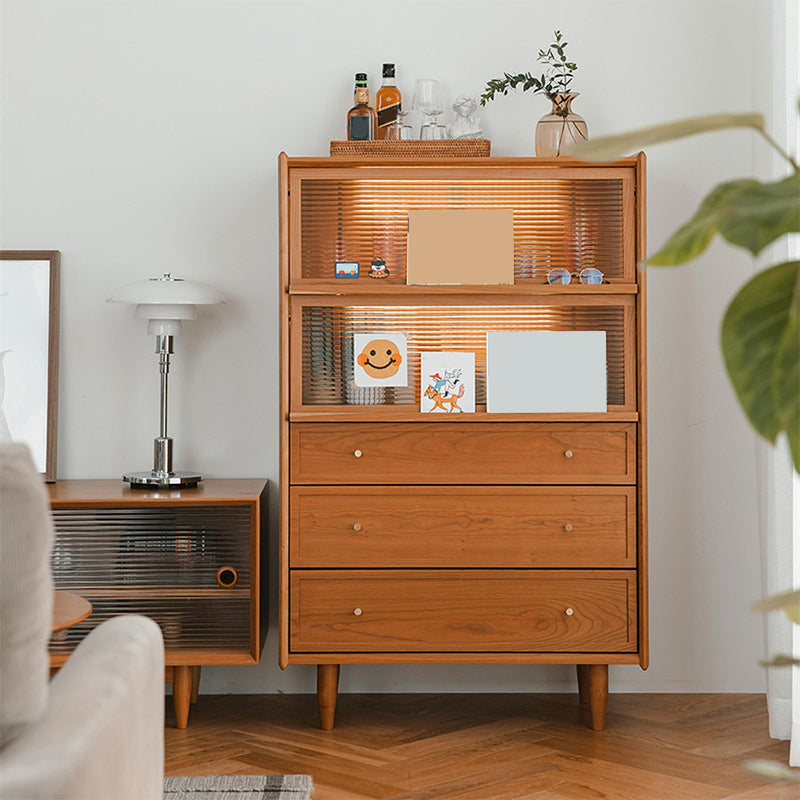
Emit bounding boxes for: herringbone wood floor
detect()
[164,693,795,799]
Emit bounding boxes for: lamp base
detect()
[123,471,203,490]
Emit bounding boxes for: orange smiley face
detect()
[357,338,403,379]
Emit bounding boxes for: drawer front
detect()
[290,570,637,653]
[290,423,636,485]
[291,487,636,568]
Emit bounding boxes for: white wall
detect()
[0,0,772,694]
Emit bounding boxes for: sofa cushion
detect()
[0,443,54,747]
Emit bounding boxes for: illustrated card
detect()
[353,332,408,387]
[420,352,475,413]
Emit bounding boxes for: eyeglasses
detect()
[546,268,608,285]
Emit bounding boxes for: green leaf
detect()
[760,655,800,667]
[646,173,800,265]
[752,587,800,614]
[717,172,800,255]
[743,760,800,782]
[773,279,800,470]
[721,261,800,465]
[647,179,756,265]
[563,112,765,160]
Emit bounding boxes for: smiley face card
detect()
[353,332,408,387]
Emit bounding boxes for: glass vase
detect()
[535,92,588,157]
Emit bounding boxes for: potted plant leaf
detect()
[481,30,587,156]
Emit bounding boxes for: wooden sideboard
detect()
[47,479,268,728]
[279,154,647,731]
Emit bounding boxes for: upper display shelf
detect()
[281,156,644,293]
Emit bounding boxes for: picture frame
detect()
[0,251,60,481]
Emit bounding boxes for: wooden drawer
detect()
[290,570,637,653]
[290,486,636,568]
[290,423,636,485]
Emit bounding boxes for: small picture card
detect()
[335,261,359,278]
[420,352,475,413]
[353,332,408,387]
[486,331,607,413]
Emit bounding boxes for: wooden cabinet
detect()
[47,479,268,728]
[279,154,647,732]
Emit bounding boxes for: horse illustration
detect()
[424,382,466,413]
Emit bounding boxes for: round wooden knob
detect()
[216,566,239,588]
[353,607,363,616]
[353,523,362,531]
[354,449,363,458]
[564,523,574,532]
[564,450,574,458]
[565,607,574,616]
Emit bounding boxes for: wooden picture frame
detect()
[0,251,60,481]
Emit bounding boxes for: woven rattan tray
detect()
[330,139,491,158]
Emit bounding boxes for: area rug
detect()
[164,775,313,799]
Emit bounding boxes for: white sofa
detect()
[0,443,165,799]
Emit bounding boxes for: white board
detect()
[486,331,607,413]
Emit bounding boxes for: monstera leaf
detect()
[721,261,800,472]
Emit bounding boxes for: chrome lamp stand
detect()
[124,333,202,489]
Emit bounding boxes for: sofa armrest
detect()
[0,615,165,800]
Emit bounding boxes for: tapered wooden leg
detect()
[579,663,608,731]
[317,664,340,731]
[173,665,192,729]
[190,665,201,704]
[576,664,591,704]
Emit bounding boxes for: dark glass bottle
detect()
[346,73,377,141]
[375,63,401,140]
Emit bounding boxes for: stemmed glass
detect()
[413,79,448,140]
[385,108,413,140]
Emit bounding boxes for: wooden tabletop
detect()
[52,590,92,632]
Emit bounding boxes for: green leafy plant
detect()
[568,107,800,780]
[481,30,578,108]
[566,107,800,472]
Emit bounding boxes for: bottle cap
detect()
[382,63,395,78]
[355,73,368,86]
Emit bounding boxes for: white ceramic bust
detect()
[448,95,482,139]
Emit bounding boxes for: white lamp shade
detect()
[107,273,227,307]
[108,273,226,335]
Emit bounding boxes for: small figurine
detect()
[368,258,390,278]
[449,95,483,139]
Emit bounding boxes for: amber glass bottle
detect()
[375,63,401,139]
[346,73,377,141]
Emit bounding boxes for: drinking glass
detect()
[413,79,447,139]
[385,109,413,140]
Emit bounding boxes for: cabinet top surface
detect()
[280,154,643,170]
[47,478,268,506]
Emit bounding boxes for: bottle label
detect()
[377,103,399,129]
[348,116,371,141]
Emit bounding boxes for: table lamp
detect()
[107,273,226,488]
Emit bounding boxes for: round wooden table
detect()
[52,590,92,632]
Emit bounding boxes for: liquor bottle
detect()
[346,73,377,141]
[375,63,402,140]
